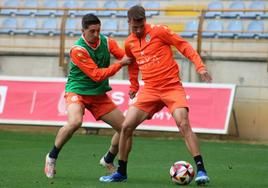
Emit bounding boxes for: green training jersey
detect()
[65,34,111,95]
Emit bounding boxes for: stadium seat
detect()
[63,0,79,17]
[35,18,59,36]
[260,32,268,39]
[202,20,223,38]
[241,1,265,19]
[260,13,268,18]
[98,0,119,17]
[16,18,38,36]
[205,1,224,18]
[180,20,199,38]
[16,0,38,16]
[114,21,129,37]
[239,20,268,39]
[0,18,17,35]
[35,0,59,17]
[65,19,78,37]
[117,0,140,17]
[221,1,245,18]
[0,0,19,16]
[102,20,118,36]
[219,20,243,39]
[144,1,160,17]
[75,1,99,17]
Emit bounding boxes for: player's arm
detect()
[108,37,125,59]
[128,61,139,98]
[70,46,125,82]
[158,26,211,76]
[125,40,139,97]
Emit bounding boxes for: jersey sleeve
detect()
[125,40,139,92]
[157,25,206,73]
[108,37,125,60]
[70,46,122,82]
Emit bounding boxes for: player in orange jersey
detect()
[100,5,212,185]
[44,14,131,179]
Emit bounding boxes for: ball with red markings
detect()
[169,161,195,185]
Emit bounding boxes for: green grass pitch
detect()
[0,130,268,188]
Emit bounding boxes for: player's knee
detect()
[121,124,134,137]
[68,118,82,131]
[181,121,189,128]
[114,126,121,133]
[178,121,190,136]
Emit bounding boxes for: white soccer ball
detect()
[169,160,195,185]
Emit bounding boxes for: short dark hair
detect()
[127,5,146,21]
[82,14,101,29]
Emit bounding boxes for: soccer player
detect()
[44,14,131,178]
[99,5,212,185]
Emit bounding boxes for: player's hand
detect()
[119,56,132,66]
[199,70,212,83]
[129,90,137,99]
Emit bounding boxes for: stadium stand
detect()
[221,1,246,19]
[219,20,244,39]
[0,0,267,52]
[205,0,224,18]
[115,20,129,37]
[65,18,79,37]
[62,0,78,17]
[35,0,59,17]
[0,17,17,35]
[101,19,118,36]
[16,18,38,36]
[16,0,38,16]
[144,1,160,17]
[261,12,268,18]
[241,1,266,19]
[239,20,268,39]
[117,0,140,17]
[0,0,19,16]
[180,20,198,38]
[99,0,119,17]
[205,0,268,20]
[75,1,99,17]
[202,20,223,38]
[35,18,59,36]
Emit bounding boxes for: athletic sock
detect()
[49,145,61,159]
[194,155,206,172]
[104,151,116,164]
[118,160,127,176]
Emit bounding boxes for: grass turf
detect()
[0,130,268,188]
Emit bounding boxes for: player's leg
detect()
[54,103,84,151]
[173,108,209,185]
[99,106,148,182]
[89,94,124,172]
[99,133,119,172]
[163,85,209,185]
[99,108,125,172]
[44,93,84,178]
[119,106,148,161]
[173,108,200,156]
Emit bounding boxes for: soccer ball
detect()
[169,161,195,185]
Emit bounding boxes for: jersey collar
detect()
[82,34,101,50]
